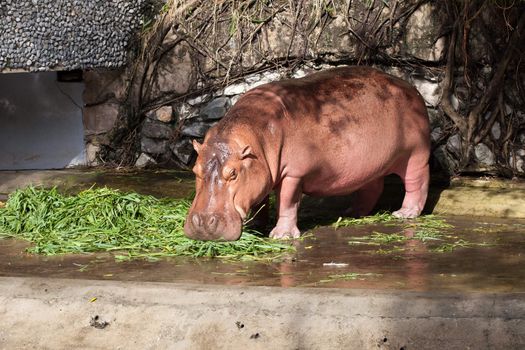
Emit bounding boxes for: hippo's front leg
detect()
[270,177,302,239]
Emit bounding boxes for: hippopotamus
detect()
[184,66,430,241]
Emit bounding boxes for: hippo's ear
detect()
[192,140,203,154]
[240,145,254,160]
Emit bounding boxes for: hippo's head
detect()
[184,136,272,241]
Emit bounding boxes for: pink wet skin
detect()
[184,66,430,241]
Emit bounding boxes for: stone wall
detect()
[127,62,449,169]
[0,0,147,72]
[84,1,525,176]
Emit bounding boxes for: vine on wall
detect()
[440,0,525,176]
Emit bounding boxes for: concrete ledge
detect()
[433,186,525,218]
[0,277,524,349]
[431,177,525,218]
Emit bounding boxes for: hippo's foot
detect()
[270,224,300,240]
[393,163,429,220]
[392,207,421,219]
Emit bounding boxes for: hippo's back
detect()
[260,66,427,124]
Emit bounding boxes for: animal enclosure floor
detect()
[0,169,524,292]
[0,216,524,292]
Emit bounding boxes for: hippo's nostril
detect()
[207,214,219,232]
[191,213,202,228]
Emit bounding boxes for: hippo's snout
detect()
[184,211,242,241]
[190,213,219,233]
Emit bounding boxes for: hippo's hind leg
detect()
[346,177,384,217]
[392,155,429,219]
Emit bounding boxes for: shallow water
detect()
[1,216,524,292]
[0,171,524,292]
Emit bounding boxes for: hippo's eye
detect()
[222,167,237,181]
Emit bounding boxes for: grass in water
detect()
[430,240,493,253]
[408,215,454,242]
[333,212,397,228]
[344,215,452,244]
[0,187,293,261]
[348,231,408,245]
[335,212,492,254]
[319,272,382,283]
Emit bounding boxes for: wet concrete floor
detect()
[0,170,524,292]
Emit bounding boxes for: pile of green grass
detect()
[0,187,293,261]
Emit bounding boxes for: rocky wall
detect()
[85,1,525,176]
